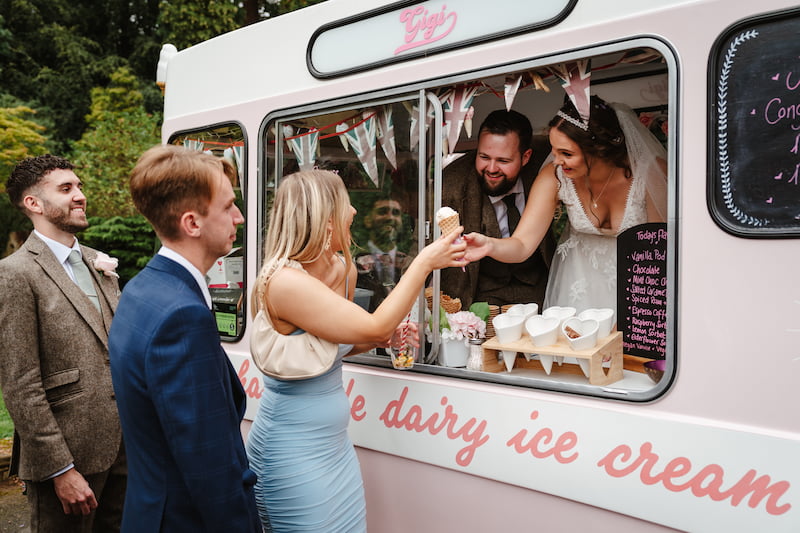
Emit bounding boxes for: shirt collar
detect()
[367,240,397,256]
[157,246,213,309]
[487,179,524,204]
[34,229,79,265]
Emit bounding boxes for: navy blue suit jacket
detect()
[109,255,260,532]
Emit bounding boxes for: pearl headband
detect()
[557,110,589,131]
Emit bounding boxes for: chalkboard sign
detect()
[709,9,800,237]
[617,223,667,360]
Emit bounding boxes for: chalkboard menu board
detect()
[709,9,800,237]
[617,223,667,360]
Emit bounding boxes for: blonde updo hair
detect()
[252,170,353,314]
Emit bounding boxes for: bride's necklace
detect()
[587,166,615,209]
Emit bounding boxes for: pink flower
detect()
[638,113,654,128]
[444,311,486,340]
[93,252,119,278]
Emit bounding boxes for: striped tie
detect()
[68,250,100,311]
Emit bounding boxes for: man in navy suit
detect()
[108,145,260,532]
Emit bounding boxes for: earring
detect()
[324,233,332,251]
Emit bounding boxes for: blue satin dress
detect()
[246,268,366,532]
[246,343,365,532]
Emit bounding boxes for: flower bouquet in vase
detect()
[438,304,488,368]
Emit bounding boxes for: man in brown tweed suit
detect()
[0,155,126,532]
[441,110,555,309]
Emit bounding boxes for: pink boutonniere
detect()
[93,252,119,278]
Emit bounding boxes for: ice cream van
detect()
[156,0,800,530]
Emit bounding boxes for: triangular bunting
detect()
[287,129,319,171]
[376,106,397,169]
[504,75,522,111]
[550,60,592,122]
[440,85,480,155]
[343,113,379,187]
[336,123,350,152]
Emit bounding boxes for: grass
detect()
[0,394,14,440]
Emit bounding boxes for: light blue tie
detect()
[68,250,100,311]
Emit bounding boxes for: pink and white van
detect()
[158,1,800,530]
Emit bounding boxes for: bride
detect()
[463,95,667,316]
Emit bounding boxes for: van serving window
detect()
[263,40,676,401]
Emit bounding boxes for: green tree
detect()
[242,0,327,24]
[0,105,48,190]
[79,215,157,286]
[70,66,161,219]
[158,0,242,49]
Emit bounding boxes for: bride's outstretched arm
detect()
[464,164,560,264]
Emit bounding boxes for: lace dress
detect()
[543,165,648,316]
[246,259,366,533]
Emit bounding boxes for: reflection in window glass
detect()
[265,101,421,315]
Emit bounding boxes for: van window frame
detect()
[258,36,678,402]
[168,122,248,343]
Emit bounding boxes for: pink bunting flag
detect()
[376,106,398,169]
[343,113,379,187]
[287,129,319,171]
[440,85,480,155]
[551,60,592,122]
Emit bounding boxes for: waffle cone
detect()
[437,214,461,236]
[440,295,462,314]
[424,287,462,313]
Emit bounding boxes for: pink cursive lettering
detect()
[506,410,579,464]
[395,4,457,55]
[345,378,367,421]
[764,97,800,130]
[379,387,489,466]
[237,359,263,400]
[597,442,791,515]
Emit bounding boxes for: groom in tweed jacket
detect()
[441,110,555,309]
[0,155,126,532]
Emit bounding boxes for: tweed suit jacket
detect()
[441,137,555,309]
[0,232,122,481]
[108,254,260,532]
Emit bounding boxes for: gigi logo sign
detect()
[308,0,576,78]
[394,4,458,55]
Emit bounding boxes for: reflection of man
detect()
[355,197,413,311]
[108,145,260,532]
[441,109,555,308]
[0,155,126,531]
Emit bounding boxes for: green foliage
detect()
[158,0,242,49]
[0,194,31,258]
[85,67,144,124]
[429,305,449,333]
[79,215,157,286]
[0,105,49,187]
[71,65,161,219]
[258,0,327,19]
[0,393,13,440]
[468,302,490,324]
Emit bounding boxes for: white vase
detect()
[439,338,469,367]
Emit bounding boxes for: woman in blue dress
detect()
[247,170,466,532]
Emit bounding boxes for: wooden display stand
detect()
[481,331,624,386]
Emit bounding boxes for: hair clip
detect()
[557,110,589,131]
